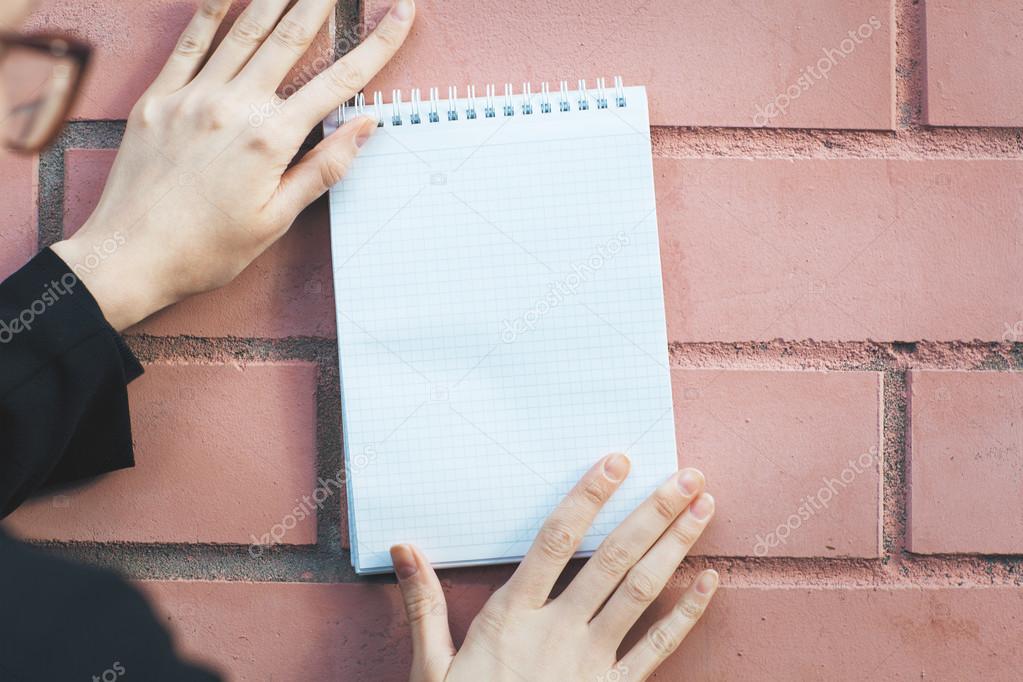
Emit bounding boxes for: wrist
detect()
[50,231,163,332]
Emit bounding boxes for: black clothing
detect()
[0,249,219,681]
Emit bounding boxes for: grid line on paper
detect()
[328,86,678,573]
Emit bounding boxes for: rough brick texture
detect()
[657,158,1023,342]
[139,580,1023,681]
[363,0,896,129]
[674,369,881,558]
[4,0,1021,679]
[925,0,1023,127]
[0,156,37,280]
[908,370,1023,555]
[657,584,1023,679]
[6,362,318,544]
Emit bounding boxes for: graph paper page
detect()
[328,86,677,573]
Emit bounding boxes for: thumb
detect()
[273,115,377,218]
[391,544,456,682]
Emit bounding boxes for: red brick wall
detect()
[4,0,1023,679]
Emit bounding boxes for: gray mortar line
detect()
[668,341,1023,372]
[651,126,1023,159]
[894,0,926,128]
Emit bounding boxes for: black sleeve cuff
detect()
[1,248,143,394]
[0,248,144,514]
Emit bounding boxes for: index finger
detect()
[283,0,416,129]
[504,454,631,609]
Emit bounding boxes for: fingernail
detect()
[390,544,418,579]
[602,453,630,482]
[690,493,715,520]
[678,468,704,495]
[355,118,376,148]
[390,0,413,20]
[695,569,719,595]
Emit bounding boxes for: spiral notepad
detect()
[324,78,677,574]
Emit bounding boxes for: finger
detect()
[150,0,233,93]
[558,468,705,618]
[391,544,456,682]
[282,0,415,129]
[590,493,715,646]
[504,454,630,609]
[196,0,291,83]
[613,569,719,680]
[236,0,335,92]
[272,115,377,218]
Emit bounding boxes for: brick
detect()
[6,362,318,544]
[674,369,881,557]
[925,1,1023,127]
[0,156,38,280]
[656,158,1023,342]
[659,585,1023,679]
[63,149,335,337]
[908,370,1023,554]
[136,580,475,680]
[363,0,895,129]
[62,149,110,234]
[136,581,1023,680]
[26,1,334,120]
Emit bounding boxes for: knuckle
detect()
[623,567,659,605]
[272,18,313,50]
[372,19,405,50]
[537,521,577,562]
[318,152,352,188]
[175,32,208,57]
[579,479,608,507]
[174,91,205,118]
[652,491,680,522]
[647,622,681,656]
[129,96,160,128]
[674,596,706,621]
[668,519,703,547]
[403,587,445,625]
[594,540,633,577]
[199,0,229,19]
[202,100,234,130]
[245,130,275,154]
[325,60,365,97]
[231,14,269,46]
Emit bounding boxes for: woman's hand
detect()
[390,455,718,682]
[51,0,415,331]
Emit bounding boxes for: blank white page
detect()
[328,85,677,574]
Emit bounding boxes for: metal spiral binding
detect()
[338,76,628,127]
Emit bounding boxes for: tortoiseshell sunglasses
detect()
[0,32,91,153]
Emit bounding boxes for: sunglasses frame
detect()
[0,31,92,153]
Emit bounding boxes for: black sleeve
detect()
[0,248,143,518]
[0,251,222,681]
[0,530,222,682]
